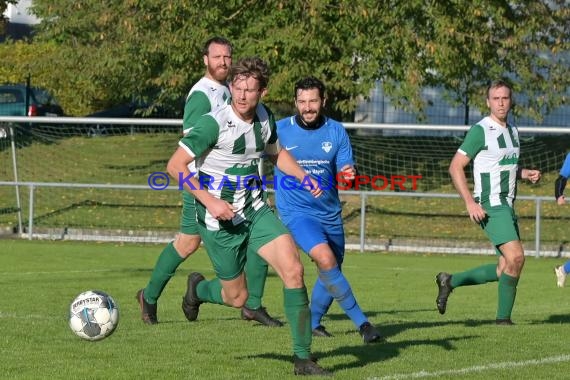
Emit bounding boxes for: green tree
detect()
[23,0,570,120]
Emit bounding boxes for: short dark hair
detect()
[294,76,326,99]
[230,57,270,89]
[202,36,233,56]
[487,79,512,99]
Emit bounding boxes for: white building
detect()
[3,0,40,25]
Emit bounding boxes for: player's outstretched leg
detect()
[317,266,383,343]
[435,272,453,314]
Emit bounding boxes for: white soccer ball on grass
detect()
[69,290,119,341]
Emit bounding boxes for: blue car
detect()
[0,84,64,117]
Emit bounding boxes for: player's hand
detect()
[466,201,487,224]
[304,176,323,198]
[207,198,236,221]
[557,196,566,206]
[523,169,541,184]
[338,164,356,181]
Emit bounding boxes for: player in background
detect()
[274,76,382,343]
[553,152,570,287]
[436,79,541,325]
[167,57,329,376]
[137,37,281,328]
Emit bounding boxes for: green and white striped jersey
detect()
[182,77,230,135]
[179,103,280,230]
[458,116,520,207]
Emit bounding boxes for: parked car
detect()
[0,84,65,139]
[84,101,172,136]
[0,84,64,117]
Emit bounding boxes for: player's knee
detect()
[224,290,248,308]
[313,255,337,270]
[309,244,338,270]
[174,234,202,258]
[512,254,525,270]
[281,261,304,288]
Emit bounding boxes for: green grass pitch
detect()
[1,239,570,379]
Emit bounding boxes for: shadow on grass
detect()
[529,314,570,324]
[324,312,497,339]
[244,334,479,372]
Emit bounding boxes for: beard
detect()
[208,65,229,82]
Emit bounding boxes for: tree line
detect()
[0,0,568,121]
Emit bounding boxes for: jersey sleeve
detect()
[182,91,212,134]
[458,124,485,158]
[179,114,219,158]
[560,153,570,178]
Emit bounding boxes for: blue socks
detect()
[310,277,333,329]
[314,266,367,329]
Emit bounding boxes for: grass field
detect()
[2,240,570,379]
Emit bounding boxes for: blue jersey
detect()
[560,153,570,179]
[274,115,354,225]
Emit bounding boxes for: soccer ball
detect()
[69,290,119,341]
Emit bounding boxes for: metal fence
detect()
[0,116,568,257]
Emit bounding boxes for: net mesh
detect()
[0,121,568,253]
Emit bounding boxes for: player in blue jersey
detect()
[274,76,382,344]
[553,152,570,287]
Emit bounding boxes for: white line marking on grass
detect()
[0,311,62,320]
[371,354,570,380]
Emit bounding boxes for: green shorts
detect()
[180,191,199,235]
[198,205,288,280]
[479,204,520,255]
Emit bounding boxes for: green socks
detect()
[497,272,519,320]
[284,287,311,359]
[144,242,184,304]
[196,277,225,305]
[447,264,519,320]
[244,248,268,310]
[450,263,498,288]
[194,248,269,308]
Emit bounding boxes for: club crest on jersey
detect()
[321,141,332,153]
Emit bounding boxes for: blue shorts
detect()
[281,215,345,265]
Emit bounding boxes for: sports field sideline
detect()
[1,239,570,379]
